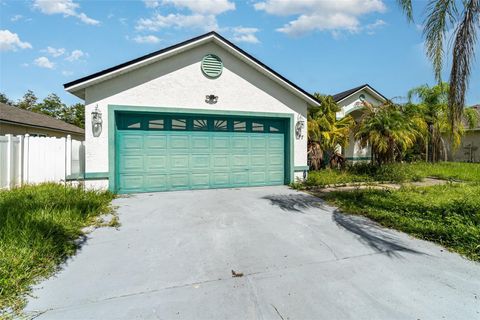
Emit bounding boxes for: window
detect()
[148,118,164,129]
[214,119,228,131]
[252,122,264,132]
[172,118,187,130]
[269,122,282,133]
[233,121,246,131]
[193,119,208,130]
[125,118,142,129]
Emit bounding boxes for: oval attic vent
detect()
[201,54,223,78]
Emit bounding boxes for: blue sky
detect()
[1,0,479,106]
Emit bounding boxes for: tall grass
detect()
[304,162,480,187]
[322,183,480,261]
[0,183,114,314]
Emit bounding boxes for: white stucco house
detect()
[64,31,319,193]
[332,84,387,162]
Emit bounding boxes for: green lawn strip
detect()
[320,183,480,261]
[304,162,480,188]
[0,183,115,315]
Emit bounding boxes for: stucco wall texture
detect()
[82,42,309,189]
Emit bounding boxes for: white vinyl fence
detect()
[0,134,85,189]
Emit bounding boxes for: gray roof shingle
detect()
[0,102,84,134]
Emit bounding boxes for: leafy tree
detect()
[62,103,85,128]
[35,93,66,119]
[397,0,479,138]
[0,92,14,105]
[355,101,419,165]
[308,94,354,169]
[407,82,479,161]
[16,90,38,111]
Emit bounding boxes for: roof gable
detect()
[332,84,387,104]
[64,31,320,106]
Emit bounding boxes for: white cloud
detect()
[62,70,73,76]
[34,56,55,69]
[65,49,87,61]
[137,0,235,32]
[11,14,23,22]
[143,0,159,8]
[43,46,66,57]
[0,30,32,51]
[365,19,386,35]
[137,13,218,31]
[254,0,386,36]
[232,27,260,43]
[132,35,161,44]
[33,0,99,25]
[163,0,235,15]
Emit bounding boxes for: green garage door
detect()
[115,113,287,193]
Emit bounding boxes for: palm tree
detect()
[355,101,420,165]
[307,94,354,169]
[407,82,479,161]
[397,0,479,138]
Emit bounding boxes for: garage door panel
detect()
[170,174,189,189]
[119,174,144,190]
[145,155,167,170]
[170,135,189,149]
[249,172,267,185]
[191,136,210,150]
[144,175,167,191]
[117,114,286,193]
[232,155,249,167]
[212,137,229,149]
[121,135,143,150]
[251,136,267,149]
[231,136,249,149]
[231,171,248,185]
[120,155,144,171]
[170,155,189,169]
[213,155,229,168]
[212,173,230,186]
[191,173,210,187]
[144,135,167,149]
[191,155,210,169]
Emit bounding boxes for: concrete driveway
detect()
[26,186,479,319]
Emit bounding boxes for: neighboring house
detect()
[64,31,319,193]
[332,84,387,162]
[0,102,84,140]
[450,105,480,162]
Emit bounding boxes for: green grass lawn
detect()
[0,183,115,315]
[304,162,480,187]
[321,183,480,261]
[304,162,480,261]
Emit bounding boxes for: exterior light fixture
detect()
[91,105,103,137]
[205,94,218,104]
[295,113,305,140]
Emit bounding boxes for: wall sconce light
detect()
[205,94,218,104]
[295,113,305,140]
[91,105,102,137]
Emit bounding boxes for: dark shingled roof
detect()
[0,102,84,134]
[332,84,387,103]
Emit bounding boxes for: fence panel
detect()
[0,135,85,189]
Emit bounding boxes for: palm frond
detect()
[397,0,414,22]
[448,0,479,138]
[423,0,457,82]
